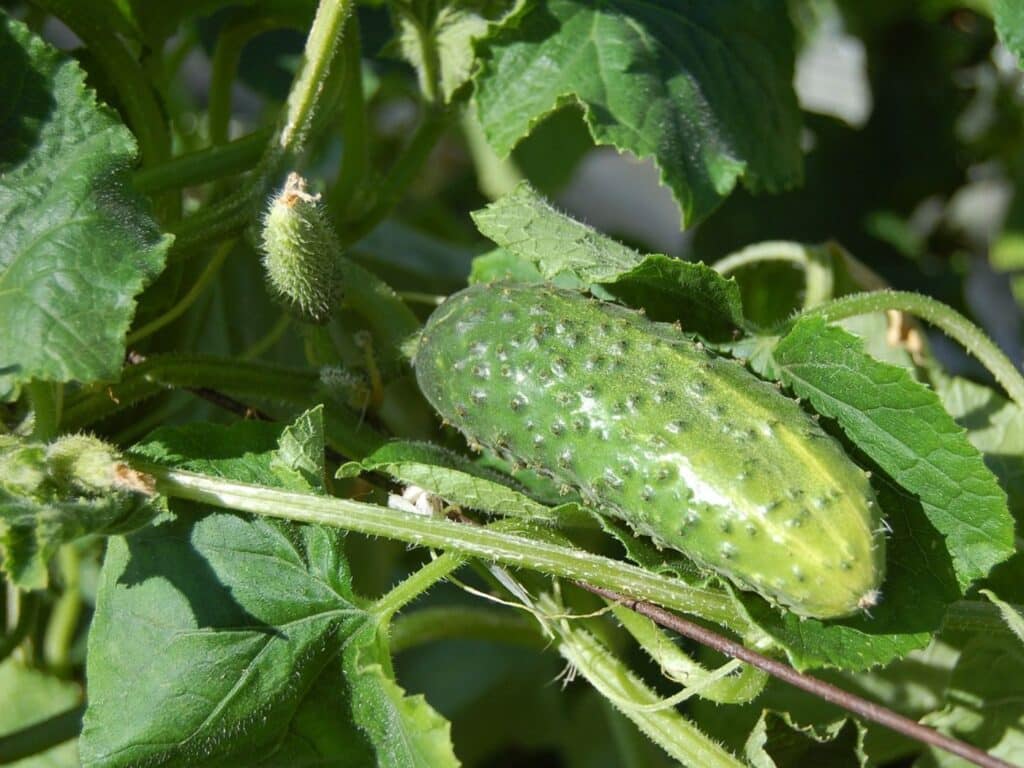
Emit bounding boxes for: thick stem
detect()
[538,593,745,768]
[209,17,289,146]
[272,0,355,165]
[341,108,448,245]
[138,463,749,632]
[132,128,272,194]
[373,552,464,620]
[27,382,60,441]
[795,290,1024,407]
[43,546,81,675]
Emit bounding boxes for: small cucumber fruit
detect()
[414,283,885,619]
[260,172,342,324]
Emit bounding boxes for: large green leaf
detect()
[473,0,803,224]
[773,317,1014,590]
[0,16,170,398]
[81,415,456,768]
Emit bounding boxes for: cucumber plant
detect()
[1,2,1023,768]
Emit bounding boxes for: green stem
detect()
[127,241,233,345]
[389,605,546,653]
[241,314,291,360]
[169,0,355,262]
[0,704,85,764]
[373,552,463,620]
[341,108,448,245]
[539,594,745,768]
[27,382,60,441]
[270,0,355,168]
[0,593,39,665]
[794,290,1024,407]
[326,15,369,221]
[944,599,1024,634]
[132,128,272,194]
[714,240,836,310]
[43,546,81,676]
[168,186,257,261]
[60,355,384,459]
[138,462,749,632]
[209,17,289,146]
[61,356,320,431]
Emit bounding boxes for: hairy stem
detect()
[271,0,355,166]
[138,463,750,632]
[794,290,1024,407]
[373,552,464,620]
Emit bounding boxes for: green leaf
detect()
[338,440,586,526]
[272,404,327,492]
[394,0,524,103]
[0,659,81,768]
[468,248,543,284]
[343,621,459,768]
[598,254,745,340]
[773,317,1014,590]
[473,0,803,224]
[744,710,866,768]
[996,0,1024,67]
[83,417,455,768]
[472,183,745,338]
[0,435,157,589]
[0,16,170,398]
[933,375,1024,521]
[471,183,640,285]
[920,634,1024,766]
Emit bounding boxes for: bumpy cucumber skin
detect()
[415,283,886,619]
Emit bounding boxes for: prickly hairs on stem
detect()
[260,172,343,324]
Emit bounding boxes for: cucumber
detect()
[414,283,886,619]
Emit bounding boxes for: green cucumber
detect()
[414,283,886,619]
